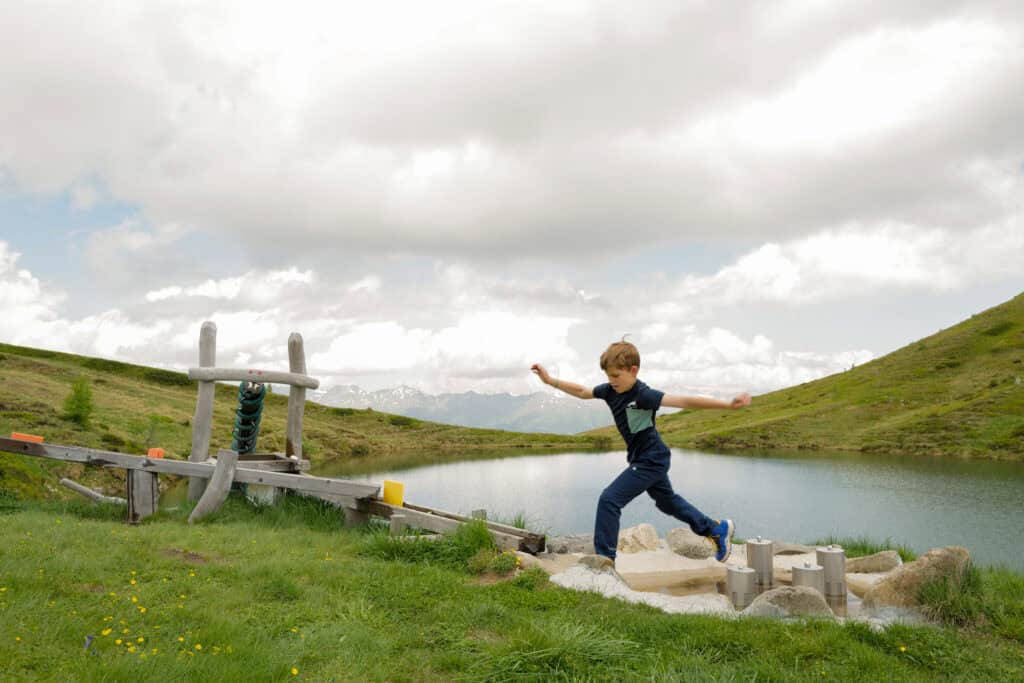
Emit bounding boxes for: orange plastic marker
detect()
[147,447,165,459]
[10,432,45,443]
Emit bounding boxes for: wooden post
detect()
[389,514,407,536]
[127,470,158,524]
[344,507,370,528]
[188,321,216,502]
[189,449,238,524]
[286,333,307,462]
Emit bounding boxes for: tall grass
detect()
[810,535,917,562]
[359,518,496,570]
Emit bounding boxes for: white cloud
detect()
[145,267,314,304]
[2,2,1021,259]
[642,326,874,397]
[347,275,381,294]
[652,218,1024,317]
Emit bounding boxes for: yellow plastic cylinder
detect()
[382,480,404,506]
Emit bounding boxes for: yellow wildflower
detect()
[131,596,138,603]
[130,579,137,585]
[291,667,299,676]
[195,643,203,650]
[115,639,122,645]
[139,607,147,614]
[101,628,112,636]
[137,637,145,643]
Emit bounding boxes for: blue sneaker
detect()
[708,519,735,562]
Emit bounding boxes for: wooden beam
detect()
[189,321,217,502]
[360,500,529,552]
[404,503,543,541]
[0,438,380,499]
[189,450,237,524]
[187,367,319,390]
[60,478,126,505]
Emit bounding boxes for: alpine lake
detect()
[313,448,1024,571]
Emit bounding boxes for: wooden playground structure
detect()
[0,321,545,553]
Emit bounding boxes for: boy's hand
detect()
[730,393,752,409]
[530,363,552,385]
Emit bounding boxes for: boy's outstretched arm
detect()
[530,364,594,400]
[661,393,752,410]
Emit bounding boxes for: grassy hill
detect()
[626,292,1024,459]
[0,343,597,500]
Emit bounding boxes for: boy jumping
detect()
[531,339,751,569]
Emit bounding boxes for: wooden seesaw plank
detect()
[0,437,380,499]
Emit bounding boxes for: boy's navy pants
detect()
[594,458,716,560]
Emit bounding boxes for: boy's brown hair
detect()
[600,338,640,370]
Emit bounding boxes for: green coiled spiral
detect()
[231,382,266,454]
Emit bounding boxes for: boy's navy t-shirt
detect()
[593,379,671,463]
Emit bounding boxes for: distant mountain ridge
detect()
[313,385,612,434]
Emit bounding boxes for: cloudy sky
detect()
[1,0,1022,399]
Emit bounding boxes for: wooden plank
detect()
[285,333,308,459]
[189,450,237,523]
[0,438,380,499]
[59,478,126,505]
[361,500,528,552]
[404,502,541,540]
[187,367,319,390]
[189,321,217,502]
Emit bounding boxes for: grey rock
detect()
[666,527,715,560]
[863,546,971,609]
[741,586,834,619]
[546,534,593,554]
[845,550,902,574]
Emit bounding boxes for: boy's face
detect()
[605,365,639,393]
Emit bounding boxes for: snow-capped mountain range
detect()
[310,385,614,434]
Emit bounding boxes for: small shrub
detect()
[934,360,961,370]
[62,377,94,427]
[351,443,370,457]
[389,415,417,427]
[590,436,613,450]
[511,566,549,591]
[330,407,355,417]
[302,439,321,457]
[468,549,497,574]
[488,551,520,576]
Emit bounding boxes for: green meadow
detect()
[1,495,1022,682]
